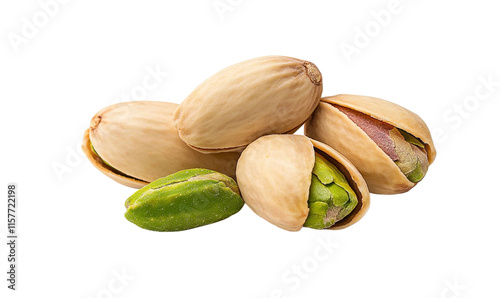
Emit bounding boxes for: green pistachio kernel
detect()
[303,153,358,229]
[124,168,244,231]
[398,129,425,148]
[391,129,429,183]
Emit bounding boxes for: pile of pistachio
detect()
[83,56,436,232]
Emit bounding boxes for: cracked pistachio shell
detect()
[82,101,240,188]
[304,94,436,194]
[173,56,323,153]
[235,135,370,232]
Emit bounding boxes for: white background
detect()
[1,0,499,297]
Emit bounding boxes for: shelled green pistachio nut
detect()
[305,94,437,194]
[82,101,241,189]
[174,56,323,153]
[124,169,244,231]
[236,135,370,232]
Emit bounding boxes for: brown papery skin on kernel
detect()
[334,105,398,161]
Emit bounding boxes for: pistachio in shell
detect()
[173,56,323,153]
[304,94,436,194]
[235,135,370,232]
[304,153,358,229]
[125,169,244,231]
[82,101,241,189]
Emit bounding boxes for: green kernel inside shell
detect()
[334,105,429,183]
[391,128,429,183]
[303,153,358,229]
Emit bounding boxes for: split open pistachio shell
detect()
[173,56,323,153]
[82,101,241,188]
[235,135,370,232]
[305,94,436,194]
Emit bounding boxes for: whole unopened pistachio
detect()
[174,56,323,153]
[305,94,436,194]
[125,169,244,231]
[236,135,370,231]
[82,101,240,188]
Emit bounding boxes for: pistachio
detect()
[236,135,370,232]
[305,94,436,194]
[173,56,323,153]
[125,169,244,231]
[304,153,358,229]
[82,101,240,188]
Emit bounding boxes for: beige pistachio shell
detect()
[236,135,369,231]
[236,135,314,231]
[82,129,146,188]
[173,56,323,153]
[82,101,241,188]
[305,94,436,194]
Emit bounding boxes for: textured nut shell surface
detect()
[82,129,147,188]
[174,56,323,152]
[305,102,414,194]
[310,139,370,229]
[236,135,315,231]
[321,94,436,163]
[84,101,240,188]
